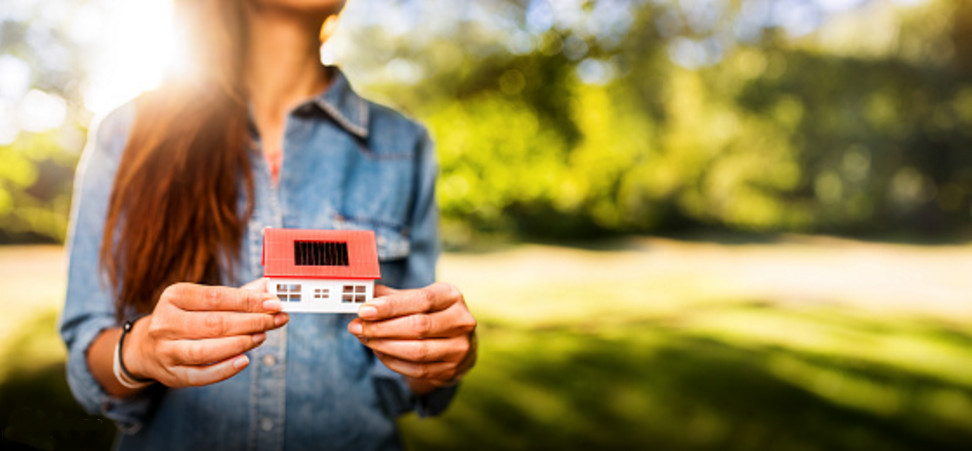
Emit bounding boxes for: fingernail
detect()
[233,355,249,369]
[263,299,282,311]
[274,313,289,326]
[358,306,377,319]
[348,321,363,335]
[252,333,267,344]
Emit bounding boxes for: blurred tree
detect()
[2,0,969,244]
[339,0,970,240]
[0,0,91,243]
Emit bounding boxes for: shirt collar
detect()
[312,67,370,139]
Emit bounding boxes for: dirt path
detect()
[439,235,972,322]
[0,245,67,352]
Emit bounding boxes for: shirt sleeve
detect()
[371,126,459,417]
[58,102,162,433]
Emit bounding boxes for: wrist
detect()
[405,377,438,396]
[121,315,152,381]
[406,374,460,396]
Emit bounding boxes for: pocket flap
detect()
[331,215,410,261]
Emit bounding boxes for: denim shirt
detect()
[59,68,455,450]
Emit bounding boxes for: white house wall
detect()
[268,278,375,314]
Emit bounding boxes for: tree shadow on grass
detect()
[400,323,972,451]
[4,308,971,451]
[0,314,116,451]
[0,363,116,451]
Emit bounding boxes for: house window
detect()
[342,285,366,303]
[294,241,349,266]
[276,283,301,302]
[313,288,330,300]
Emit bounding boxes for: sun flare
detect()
[83,0,180,117]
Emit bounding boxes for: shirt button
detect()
[262,354,276,367]
[260,418,273,431]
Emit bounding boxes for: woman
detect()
[59,0,477,449]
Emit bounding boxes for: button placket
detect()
[247,146,288,451]
[262,354,276,367]
[260,417,274,432]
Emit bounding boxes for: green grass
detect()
[398,305,972,450]
[0,312,115,451]
[3,240,972,450]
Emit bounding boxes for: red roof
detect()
[262,228,381,280]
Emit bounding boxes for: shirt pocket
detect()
[331,214,410,262]
[300,202,413,285]
[339,148,416,229]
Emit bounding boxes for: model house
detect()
[263,228,381,313]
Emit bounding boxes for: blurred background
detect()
[1,0,971,449]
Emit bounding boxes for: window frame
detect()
[276,283,302,302]
[342,284,367,303]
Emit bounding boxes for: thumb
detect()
[242,277,269,293]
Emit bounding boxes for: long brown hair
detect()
[101,0,254,319]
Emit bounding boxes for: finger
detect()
[241,278,268,293]
[165,333,268,365]
[169,354,250,387]
[374,284,398,297]
[350,302,475,339]
[164,283,281,313]
[167,311,288,339]
[374,352,458,381]
[360,338,467,363]
[359,282,461,320]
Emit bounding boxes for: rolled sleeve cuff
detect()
[64,317,159,433]
[371,357,457,418]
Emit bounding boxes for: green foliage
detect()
[428,96,569,232]
[350,0,972,239]
[4,0,971,243]
[0,0,90,244]
[0,130,81,243]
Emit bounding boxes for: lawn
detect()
[2,237,972,450]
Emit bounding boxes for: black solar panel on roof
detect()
[294,241,349,266]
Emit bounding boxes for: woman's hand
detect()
[123,279,288,387]
[347,283,477,394]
